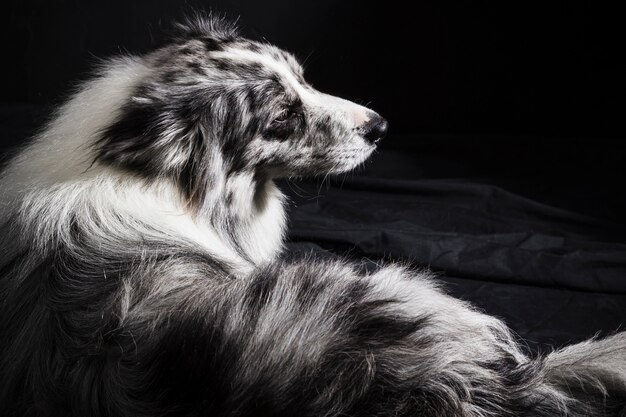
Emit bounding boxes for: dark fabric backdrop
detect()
[2,0,625,353]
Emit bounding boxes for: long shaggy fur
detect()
[1,15,625,417]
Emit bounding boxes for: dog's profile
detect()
[1,15,625,417]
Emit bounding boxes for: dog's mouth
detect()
[323,144,377,175]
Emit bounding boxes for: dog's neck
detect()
[206,171,286,268]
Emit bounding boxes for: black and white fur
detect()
[1,16,625,417]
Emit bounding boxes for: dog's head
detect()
[96,15,386,202]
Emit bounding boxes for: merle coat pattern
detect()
[0,15,625,417]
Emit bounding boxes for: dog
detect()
[1,15,625,417]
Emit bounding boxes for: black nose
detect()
[362,115,388,144]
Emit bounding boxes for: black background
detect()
[2,0,626,352]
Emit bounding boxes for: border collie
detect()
[1,15,625,417]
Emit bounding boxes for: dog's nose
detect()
[362,114,388,144]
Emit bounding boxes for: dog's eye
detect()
[272,109,293,124]
[265,107,302,140]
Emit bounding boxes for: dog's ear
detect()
[94,82,208,175]
[94,86,229,211]
[172,11,240,43]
